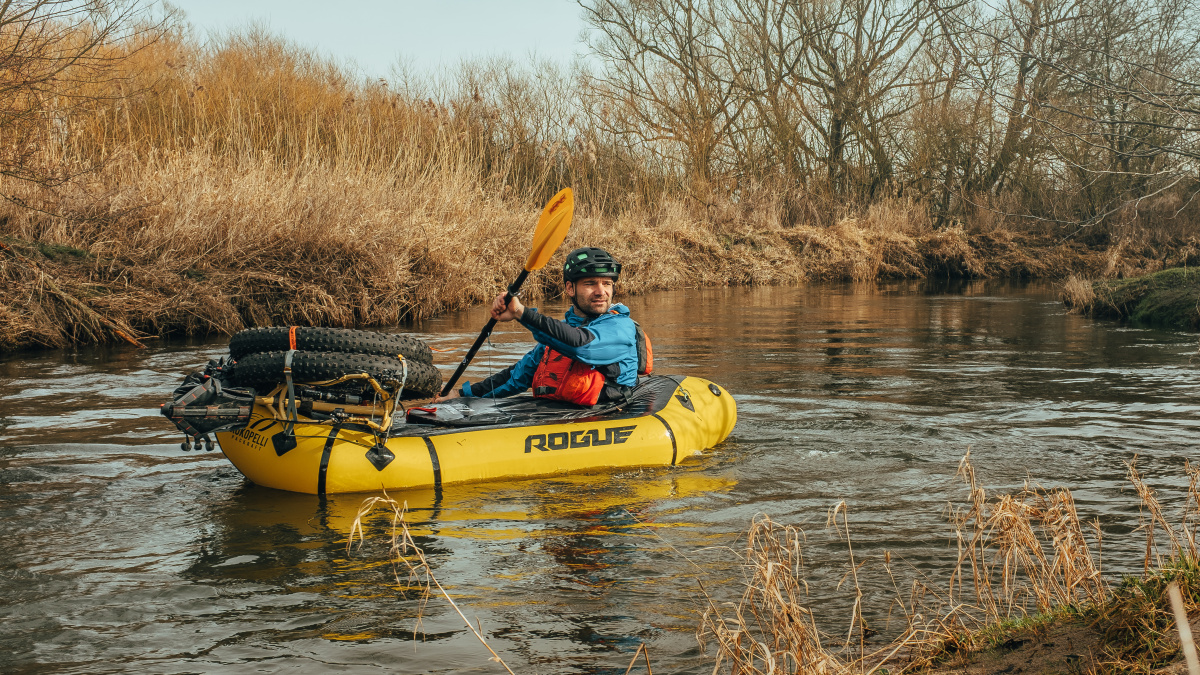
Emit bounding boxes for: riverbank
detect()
[914,558,1200,675]
[688,456,1200,675]
[5,170,1199,352]
[1064,267,1200,331]
[5,21,1200,353]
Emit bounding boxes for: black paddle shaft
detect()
[440,270,530,397]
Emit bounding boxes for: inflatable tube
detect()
[230,350,442,399]
[213,375,736,495]
[229,327,434,365]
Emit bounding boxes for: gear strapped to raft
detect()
[160,359,255,452]
[161,326,661,455]
[161,327,441,453]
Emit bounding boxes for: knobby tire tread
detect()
[231,350,442,399]
[229,327,434,365]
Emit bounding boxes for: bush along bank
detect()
[1064,267,1200,331]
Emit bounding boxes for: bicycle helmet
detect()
[563,247,621,282]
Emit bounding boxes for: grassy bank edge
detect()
[1064,267,1200,331]
[916,558,1200,674]
[5,216,1198,354]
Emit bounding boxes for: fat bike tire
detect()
[229,327,434,365]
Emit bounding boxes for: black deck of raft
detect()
[394,375,685,437]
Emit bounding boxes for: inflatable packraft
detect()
[162,327,736,495]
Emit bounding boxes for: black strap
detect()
[652,413,677,466]
[282,349,300,443]
[423,437,443,498]
[316,423,341,496]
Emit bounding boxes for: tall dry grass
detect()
[688,453,1200,674]
[947,452,1106,620]
[3,25,1199,350]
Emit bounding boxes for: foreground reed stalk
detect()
[348,496,516,674]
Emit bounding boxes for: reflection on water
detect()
[1,280,1198,673]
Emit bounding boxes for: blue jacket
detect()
[462,304,639,398]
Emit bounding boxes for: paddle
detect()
[439,187,575,398]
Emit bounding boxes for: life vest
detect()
[633,321,653,376]
[531,314,654,406]
[532,348,606,406]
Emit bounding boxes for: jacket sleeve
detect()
[518,307,595,348]
[519,308,635,366]
[462,344,543,398]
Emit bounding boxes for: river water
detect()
[1,281,1198,673]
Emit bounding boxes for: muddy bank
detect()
[1064,267,1200,331]
[918,563,1200,675]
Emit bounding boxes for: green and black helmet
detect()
[563,247,622,283]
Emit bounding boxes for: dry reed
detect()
[348,494,665,674]
[1062,275,1097,311]
[691,453,1200,674]
[348,495,517,674]
[947,452,1106,619]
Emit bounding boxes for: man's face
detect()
[566,277,615,317]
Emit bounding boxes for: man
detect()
[433,247,640,406]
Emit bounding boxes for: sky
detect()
[168,0,588,77]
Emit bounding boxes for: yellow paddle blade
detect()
[524,187,574,271]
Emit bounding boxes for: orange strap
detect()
[288,326,298,350]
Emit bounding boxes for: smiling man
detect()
[434,247,642,406]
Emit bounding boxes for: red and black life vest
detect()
[532,348,606,406]
[531,319,653,406]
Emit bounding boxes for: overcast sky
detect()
[168,0,587,77]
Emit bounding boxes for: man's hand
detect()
[490,292,525,322]
[431,389,461,404]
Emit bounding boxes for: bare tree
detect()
[581,0,744,197]
[0,0,162,189]
[717,0,820,188]
[936,0,1200,224]
[1035,0,1200,219]
[783,0,936,196]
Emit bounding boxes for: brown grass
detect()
[1062,275,1097,311]
[946,452,1106,619]
[690,454,1200,674]
[2,27,1198,351]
